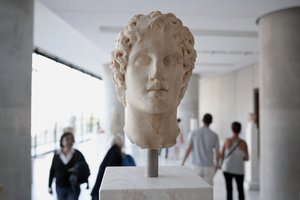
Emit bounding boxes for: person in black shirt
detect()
[91,133,135,200]
[48,131,87,200]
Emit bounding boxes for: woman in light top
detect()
[220,122,249,200]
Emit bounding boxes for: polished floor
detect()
[32,133,260,200]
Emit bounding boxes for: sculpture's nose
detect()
[148,59,165,80]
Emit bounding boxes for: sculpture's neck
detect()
[124,105,179,149]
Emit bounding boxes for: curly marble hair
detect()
[111,11,197,106]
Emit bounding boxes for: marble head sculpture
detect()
[111,11,196,149]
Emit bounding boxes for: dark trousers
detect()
[223,172,245,200]
[56,185,80,200]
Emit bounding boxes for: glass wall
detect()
[31,53,104,157]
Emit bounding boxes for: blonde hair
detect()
[110,133,124,148]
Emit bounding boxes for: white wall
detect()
[34,1,105,77]
[199,64,259,140]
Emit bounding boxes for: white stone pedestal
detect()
[100,166,213,200]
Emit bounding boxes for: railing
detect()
[31,116,99,157]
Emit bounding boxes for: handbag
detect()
[219,140,242,168]
[69,160,90,189]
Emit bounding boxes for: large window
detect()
[31,53,104,156]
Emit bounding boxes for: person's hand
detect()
[48,187,53,195]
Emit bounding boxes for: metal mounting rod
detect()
[146,149,158,177]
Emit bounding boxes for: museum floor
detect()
[32,133,260,200]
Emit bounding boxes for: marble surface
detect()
[110,11,196,149]
[100,166,213,200]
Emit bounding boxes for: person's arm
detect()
[181,142,193,166]
[214,136,221,169]
[214,150,220,170]
[220,138,232,158]
[48,154,56,194]
[242,140,249,161]
[218,139,228,168]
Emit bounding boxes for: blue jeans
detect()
[56,185,80,200]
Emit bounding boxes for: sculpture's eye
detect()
[134,55,152,66]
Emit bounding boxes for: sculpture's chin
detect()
[126,131,177,149]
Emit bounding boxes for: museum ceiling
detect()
[38,0,300,77]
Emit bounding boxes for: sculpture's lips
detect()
[147,82,168,92]
[147,88,168,92]
[147,85,168,92]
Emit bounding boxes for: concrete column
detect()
[100,64,125,145]
[178,74,199,140]
[245,121,259,190]
[258,7,300,200]
[0,0,33,200]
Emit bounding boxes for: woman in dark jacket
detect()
[48,131,87,200]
